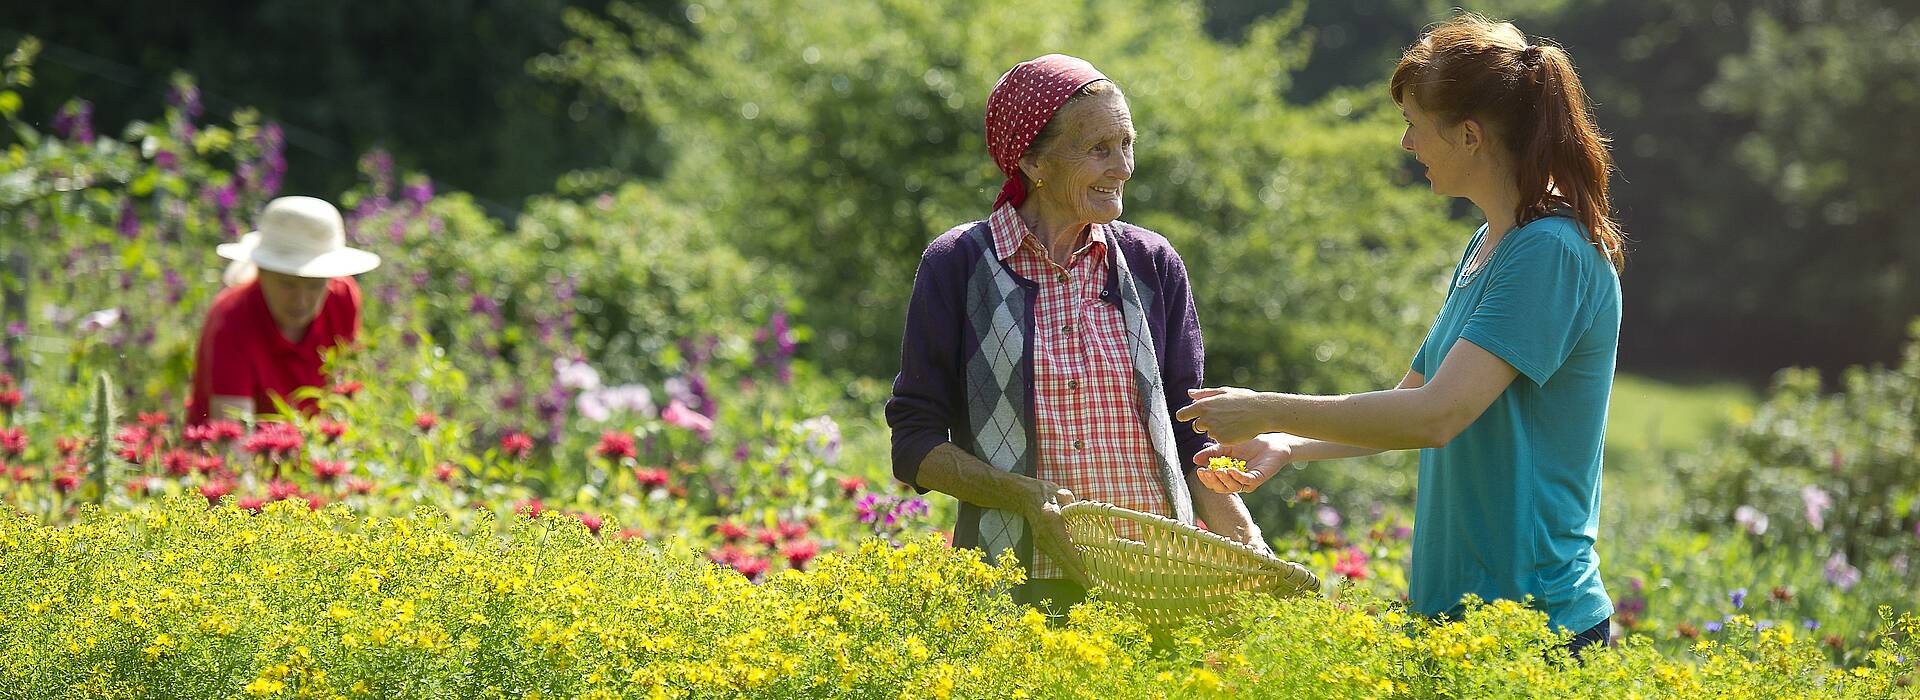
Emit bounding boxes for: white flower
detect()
[1800,485,1832,532]
[1734,505,1770,536]
[76,307,121,333]
[553,357,601,391]
[794,415,841,466]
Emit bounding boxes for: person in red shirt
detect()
[189,196,380,423]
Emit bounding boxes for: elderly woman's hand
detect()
[1192,433,1302,495]
[1175,386,1275,446]
[1021,481,1092,588]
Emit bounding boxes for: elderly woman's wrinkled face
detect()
[1023,88,1135,224]
[258,269,331,331]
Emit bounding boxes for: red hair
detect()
[1391,13,1625,270]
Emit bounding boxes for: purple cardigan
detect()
[886,218,1211,556]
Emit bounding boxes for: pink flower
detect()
[595,431,637,460]
[515,499,546,519]
[1333,546,1370,581]
[633,467,670,492]
[499,432,534,459]
[754,528,780,549]
[714,520,748,542]
[136,412,170,429]
[236,496,267,513]
[412,412,439,433]
[1801,486,1832,532]
[0,427,25,457]
[837,476,867,498]
[777,520,810,542]
[55,437,86,457]
[433,463,457,483]
[161,449,196,477]
[240,423,304,461]
[311,459,350,483]
[0,387,20,412]
[732,556,770,580]
[332,381,363,398]
[315,420,348,443]
[344,477,374,495]
[662,400,714,439]
[781,539,819,570]
[266,480,301,501]
[574,512,604,535]
[53,471,81,493]
[116,426,155,464]
[199,480,234,506]
[195,454,225,476]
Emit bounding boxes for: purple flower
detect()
[404,180,434,206]
[4,321,24,337]
[1755,620,1775,630]
[1824,551,1861,591]
[116,201,140,239]
[359,150,395,196]
[855,493,881,524]
[1804,618,1820,630]
[1704,621,1723,634]
[155,151,179,171]
[1315,505,1342,529]
[1629,577,1644,594]
[1730,588,1746,610]
[215,185,239,210]
[167,83,203,120]
[51,100,94,142]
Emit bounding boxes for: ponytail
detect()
[1392,14,1626,271]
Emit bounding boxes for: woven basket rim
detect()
[1059,499,1318,591]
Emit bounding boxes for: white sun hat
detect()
[215,196,381,279]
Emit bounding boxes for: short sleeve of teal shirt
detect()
[1407,216,1621,635]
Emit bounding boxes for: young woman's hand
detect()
[1192,433,1302,494]
[1176,386,1273,445]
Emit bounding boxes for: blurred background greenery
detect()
[7,0,1918,382]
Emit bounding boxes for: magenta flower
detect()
[662,400,714,439]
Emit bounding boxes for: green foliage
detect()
[1672,320,1920,565]
[541,0,1461,385]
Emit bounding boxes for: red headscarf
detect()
[985,54,1109,210]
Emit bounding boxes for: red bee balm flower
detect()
[241,423,304,461]
[311,459,350,483]
[343,477,375,495]
[837,476,867,498]
[137,412,170,428]
[499,432,534,459]
[161,449,196,477]
[1333,546,1370,581]
[266,480,301,501]
[53,472,81,493]
[0,427,25,457]
[433,463,457,482]
[199,480,234,506]
[236,496,267,513]
[315,420,347,443]
[781,539,819,570]
[332,381,363,398]
[595,431,637,460]
[573,512,604,535]
[412,413,439,432]
[633,467,669,492]
[713,521,748,542]
[732,556,770,580]
[777,520,810,541]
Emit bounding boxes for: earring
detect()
[1034,178,1046,189]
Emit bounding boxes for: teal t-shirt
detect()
[1408,214,1620,634]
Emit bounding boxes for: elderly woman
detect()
[189,196,380,423]
[887,54,1260,611]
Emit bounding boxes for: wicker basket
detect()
[1060,500,1320,629]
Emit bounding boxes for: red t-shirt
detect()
[188,277,361,423]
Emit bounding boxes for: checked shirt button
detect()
[1072,439,1085,450]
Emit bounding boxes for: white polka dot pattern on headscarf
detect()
[985,54,1109,209]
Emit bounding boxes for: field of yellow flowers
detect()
[3,498,1914,699]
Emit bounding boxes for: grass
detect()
[1606,373,1756,455]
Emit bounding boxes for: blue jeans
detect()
[1565,619,1610,661]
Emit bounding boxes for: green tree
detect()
[539,0,1461,392]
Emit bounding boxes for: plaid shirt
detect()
[989,205,1170,579]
